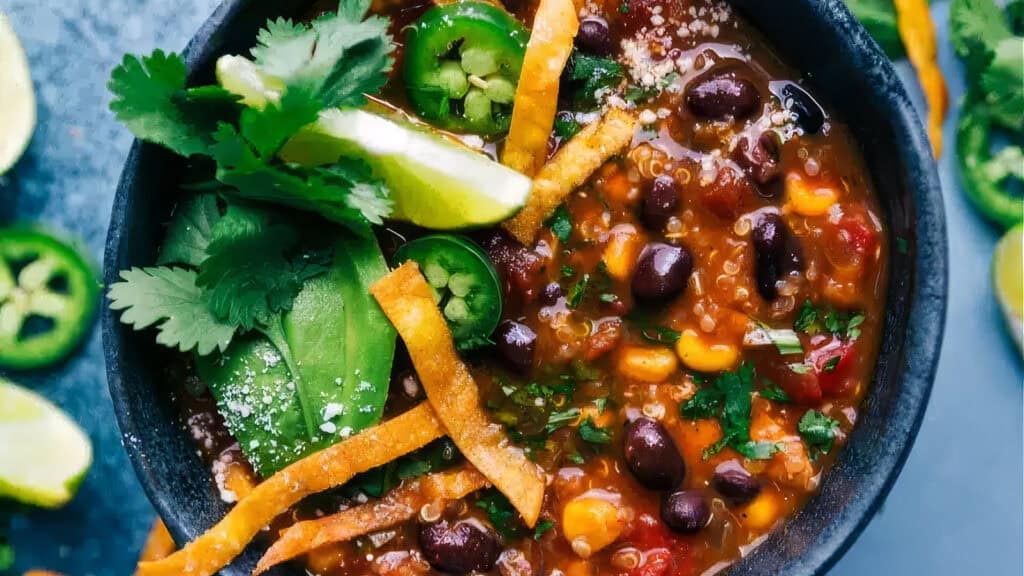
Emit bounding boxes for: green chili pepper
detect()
[0,229,99,369]
[956,97,1024,229]
[403,1,528,136]
[393,234,502,350]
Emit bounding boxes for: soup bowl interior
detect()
[102,1,947,574]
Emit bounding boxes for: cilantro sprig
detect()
[108,0,396,233]
[680,362,782,460]
[793,299,865,340]
[798,409,841,458]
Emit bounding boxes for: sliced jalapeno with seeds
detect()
[393,234,501,350]
[0,229,99,369]
[403,1,528,136]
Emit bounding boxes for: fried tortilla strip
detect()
[136,519,176,567]
[501,0,579,177]
[254,467,489,573]
[894,0,947,157]
[224,462,255,500]
[23,572,63,576]
[136,403,444,576]
[371,263,546,526]
[503,108,638,244]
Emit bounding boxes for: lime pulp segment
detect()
[993,224,1023,355]
[0,13,37,175]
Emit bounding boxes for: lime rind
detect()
[993,224,1023,356]
[0,379,93,508]
[0,12,37,175]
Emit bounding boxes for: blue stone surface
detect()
[0,1,1019,575]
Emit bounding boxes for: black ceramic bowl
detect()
[103,1,947,574]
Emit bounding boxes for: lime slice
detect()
[0,378,92,508]
[993,224,1023,356]
[214,54,531,229]
[281,109,531,229]
[0,13,36,175]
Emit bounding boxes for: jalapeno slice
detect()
[393,234,501,350]
[0,229,99,369]
[403,1,528,136]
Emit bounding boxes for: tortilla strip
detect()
[894,0,947,157]
[254,467,489,573]
[503,107,639,244]
[501,0,579,177]
[370,263,546,526]
[136,403,444,576]
[136,519,176,566]
[224,462,255,500]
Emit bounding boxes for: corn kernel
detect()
[742,491,782,530]
[602,224,642,281]
[785,173,838,216]
[675,329,740,372]
[616,345,679,383]
[562,497,625,558]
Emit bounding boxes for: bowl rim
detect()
[102,0,948,574]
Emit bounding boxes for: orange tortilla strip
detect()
[501,0,579,177]
[254,467,489,573]
[224,462,255,500]
[136,403,444,576]
[137,519,176,566]
[894,0,947,157]
[503,108,639,244]
[370,263,546,526]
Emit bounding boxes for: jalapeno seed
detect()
[419,519,501,574]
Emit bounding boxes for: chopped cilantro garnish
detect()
[533,519,556,540]
[593,397,609,414]
[599,293,618,303]
[553,115,582,140]
[798,409,841,457]
[639,325,682,346]
[579,417,613,444]
[793,299,865,340]
[546,204,573,243]
[545,407,581,434]
[561,264,576,278]
[567,274,590,308]
[566,451,586,464]
[680,362,774,460]
[476,489,527,540]
[822,356,841,372]
[759,384,792,403]
[566,51,625,108]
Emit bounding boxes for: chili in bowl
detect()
[102,0,946,575]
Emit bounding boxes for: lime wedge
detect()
[214,54,531,229]
[0,13,36,175]
[0,378,92,508]
[993,224,1023,356]
[281,109,531,229]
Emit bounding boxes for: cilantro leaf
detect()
[639,326,682,346]
[547,204,573,242]
[554,115,582,140]
[733,440,784,460]
[981,37,1024,131]
[545,407,581,434]
[950,0,1013,79]
[579,417,613,444]
[681,387,723,419]
[798,409,841,456]
[159,194,222,266]
[566,51,625,107]
[567,273,590,308]
[476,489,528,540]
[759,384,791,403]
[533,519,555,540]
[108,267,237,355]
[210,122,391,234]
[108,50,239,156]
[196,203,330,331]
[793,299,865,340]
[680,362,773,460]
[249,0,394,109]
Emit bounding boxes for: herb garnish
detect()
[679,362,781,460]
[546,204,573,243]
[579,417,613,444]
[759,384,792,403]
[798,410,841,457]
[553,115,582,140]
[565,51,625,107]
[793,299,865,340]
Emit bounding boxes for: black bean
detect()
[712,460,761,505]
[494,320,537,372]
[685,71,761,120]
[774,81,826,134]
[661,490,711,534]
[419,519,500,574]
[576,17,613,55]
[623,417,686,490]
[752,213,788,301]
[732,132,781,186]
[642,176,681,230]
[782,233,805,274]
[631,243,693,301]
[540,282,563,306]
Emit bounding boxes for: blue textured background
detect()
[0,1,1020,575]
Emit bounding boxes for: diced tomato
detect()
[700,167,756,219]
[837,213,878,256]
[808,338,857,396]
[766,361,822,405]
[626,514,696,576]
[824,209,879,277]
